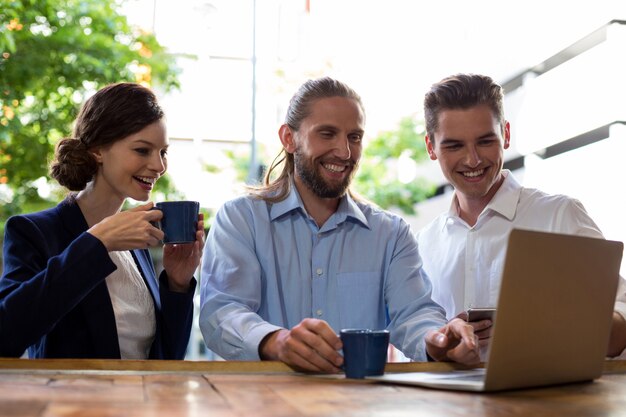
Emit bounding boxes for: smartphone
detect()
[466,307,496,322]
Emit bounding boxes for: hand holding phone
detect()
[466,307,496,322]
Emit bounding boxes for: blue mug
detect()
[154,201,199,244]
[340,329,389,379]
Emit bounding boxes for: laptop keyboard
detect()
[437,373,485,382]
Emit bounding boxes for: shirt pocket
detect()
[336,271,383,330]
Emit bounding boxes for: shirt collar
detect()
[337,192,370,229]
[483,170,522,221]
[444,170,522,230]
[269,184,303,220]
[269,182,369,230]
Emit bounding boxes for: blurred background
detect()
[2,0,626,359]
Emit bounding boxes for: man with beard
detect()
[199,77,482,372]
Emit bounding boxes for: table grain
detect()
[1,359,626,417]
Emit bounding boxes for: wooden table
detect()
[2,359,626,417]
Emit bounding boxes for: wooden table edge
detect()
[1,358,625,374]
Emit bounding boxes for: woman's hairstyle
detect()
[248,76,365,202]
[50,82,164,191]
[423,73,505,142]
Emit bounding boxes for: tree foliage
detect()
[353,116,435,214]
[0,0,181,225]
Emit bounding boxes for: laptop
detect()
[368,229,624,392]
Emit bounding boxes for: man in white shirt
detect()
[416,73,626,357]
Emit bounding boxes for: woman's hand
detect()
[88,202,164,251]
[162,213,205,292]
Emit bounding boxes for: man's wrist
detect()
[258,329,283,360]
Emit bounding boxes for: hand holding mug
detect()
[162,211,205,292]
[152,201,203,292]
[88,202,163,251]
[259,318,343,373]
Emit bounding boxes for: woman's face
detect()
[91,120,168,203]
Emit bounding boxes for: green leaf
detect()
[0,0,182,241]
[354,116,434,214]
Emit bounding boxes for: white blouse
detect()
[106,251,156,359]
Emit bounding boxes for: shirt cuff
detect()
[245,322,284,360]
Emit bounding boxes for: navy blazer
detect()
[0,199,195,359]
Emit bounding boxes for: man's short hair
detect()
[423,73,505,141]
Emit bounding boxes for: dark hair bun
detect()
[50,138,98,191]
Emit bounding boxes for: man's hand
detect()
[425,318,480,365]
[607,311,626,357]
[259,318,343,373]
[456,311,493,349]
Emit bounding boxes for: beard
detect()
[294,149,356,199]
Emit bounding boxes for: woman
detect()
[0,83,204,359]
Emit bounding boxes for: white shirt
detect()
[417,171,626,321]
[107,251,156,359]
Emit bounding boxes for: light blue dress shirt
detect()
[199,186,447,361]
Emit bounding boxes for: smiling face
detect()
[281,96,365,200]
[91,119,168,203]
[426,104,510,209]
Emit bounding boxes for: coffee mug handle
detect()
[149,206,162,231]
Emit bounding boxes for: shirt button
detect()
[316,268,323,276]
[316,309,323,316]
